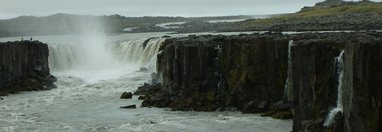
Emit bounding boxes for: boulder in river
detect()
[120,105,137,109]
[120,92,133,99]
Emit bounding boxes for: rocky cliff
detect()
[291,34,345,131]
[136,33,292,117]
[0,41,56,96]
[342,33,382,132]
[135,32,382,132]
[292,33,382,132]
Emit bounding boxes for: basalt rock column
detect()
[342,35,382,132]
[0,41,56,95]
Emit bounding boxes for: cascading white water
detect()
[324,50,345,127]
[110,38,166,69]
[44,17,120,72]
[48,43,84,71]
[76,31,122,70]
[283,40,294,102]
[0,33,292,132]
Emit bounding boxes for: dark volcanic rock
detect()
[140,34,290,112]
[139,67,148,72]
[120,92,133,99]
[136,32,382,131]
[292,33,382,132]
[342,35,382,132]
[120,105,137,109]
[0,41,56,95]
[133,83,161,96]
[291,37,344,131]
[219,35,289,111]
[138,95,146,100]
[242,101,269,113]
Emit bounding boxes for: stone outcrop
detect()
[137,34,291,116]
[134,32,382,132]
[342,33,382,132]
[291,35,345,131]
[0,41,56,96]
[292,33,382,132]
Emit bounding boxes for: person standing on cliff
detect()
[30,37,33,41]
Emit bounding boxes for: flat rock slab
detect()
[120,105,137,109]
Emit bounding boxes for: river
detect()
[0,32,292,132]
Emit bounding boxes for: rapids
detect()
[0,32,292,132]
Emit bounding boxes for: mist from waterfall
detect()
[0,32,293,132]
[44,17,119,71]
[110,38,165,71]
[324,50,345,127]
[48,43,84,71]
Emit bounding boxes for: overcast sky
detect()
[0,0,378,19]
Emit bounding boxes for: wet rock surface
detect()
[342,35,382,132]
[0,41,56,96]
[120,105,137,109]
[135,32,382,131]
[292,33,382,132]
[138,33,290,114]
[291,36,345,131]
[120,92,133,99]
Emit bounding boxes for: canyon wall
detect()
[342,33,382,132]
[135,32,382,131]
[0,41,56,96]
[292,33,382,132]
[292,35,345,131]
[136,34,292,117]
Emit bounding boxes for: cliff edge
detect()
[0,41,56,96]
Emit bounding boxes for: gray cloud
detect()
[0,0,378,19]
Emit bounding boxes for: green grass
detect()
[287,3,382,18]
[237,2,382,29]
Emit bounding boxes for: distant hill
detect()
[0,14,110,37]
[0,13,253,37]
[228,1,382,32]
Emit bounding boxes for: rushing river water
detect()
[0,32,292,132]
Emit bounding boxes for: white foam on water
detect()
[0,32,292,132]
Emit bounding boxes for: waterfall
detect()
[283,40,294,102]
[48,36,166,73]
[111,38,166,68]
[323,50,345,127]
[48,43,84,71]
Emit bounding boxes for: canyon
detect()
[1,32,381,131]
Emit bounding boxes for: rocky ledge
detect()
[135,33,290,117]
[134,32,382,131]
[0,41,56,96]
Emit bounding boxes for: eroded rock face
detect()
[292,33,382,132]
[0,41,56,95]
[291,38,344,132]
[342,34,382,132]
[220,35,289,110]
[139,34,290,113]
[120,92,133,99]
[136,32,382,131]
